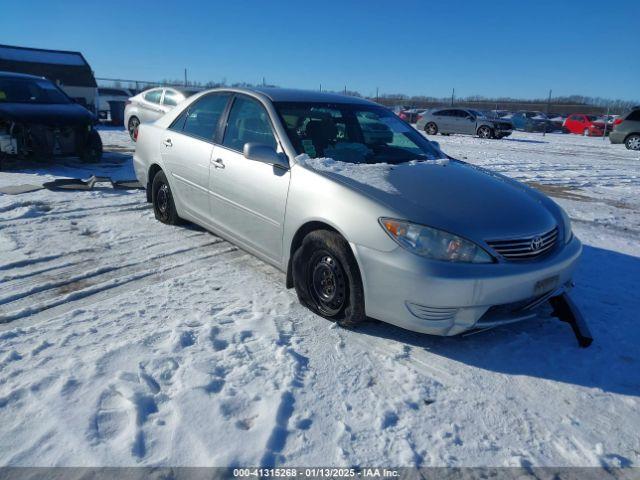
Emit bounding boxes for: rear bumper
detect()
[354,236,582,336]
[609,131,626,144]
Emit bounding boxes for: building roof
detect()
[0,44,96,88]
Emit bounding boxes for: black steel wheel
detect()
[80,129,103,163]
[308,251,347,316]
[128,116,140,142]
[292,230,365,327]
[152,170,181,225]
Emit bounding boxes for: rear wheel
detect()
[128,116,140,142]
[477,126,494,139]
[152,171,181,225]
[625,134,640,150]
[292,230,365,328]
[424,122,438,135]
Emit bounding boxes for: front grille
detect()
[486,226,558,261]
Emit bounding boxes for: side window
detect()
[144,89,162,104]
[170,93,230,139]
[163,90,181,107]
[222,96,277,152]
[627,110,640,122]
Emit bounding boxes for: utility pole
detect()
[262,76,266,87]
[319,83,322,92]
[603,102,610,140]
[451,88,455,106]
[543,89,552,137]
[376,87,379,103]
[184,68,187,87]
[344,85,347,95]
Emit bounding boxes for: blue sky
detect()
[2,0,638,100]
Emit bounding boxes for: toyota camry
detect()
[132,88,582,337]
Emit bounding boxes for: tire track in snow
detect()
[0,244,242,326]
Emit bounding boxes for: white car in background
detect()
[124,87,200,141]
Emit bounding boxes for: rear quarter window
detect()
[626,110,640,122]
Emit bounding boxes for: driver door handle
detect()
[163,138,172,147]
[211,158,225,169]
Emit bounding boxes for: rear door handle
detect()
[163,138,172,147]
[211,158,225,169]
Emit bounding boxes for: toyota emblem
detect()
[530,236,543,251]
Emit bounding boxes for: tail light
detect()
[416,115,423,121]
[613,118,623,126]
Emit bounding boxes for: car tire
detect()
[424,122,438,135]
[292,230,365,328]
[625,134,640,151]
[152,170,181,225]
[477,126,493,139]
[128,116,140,142]
[80,129,103,163]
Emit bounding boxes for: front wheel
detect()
[424,122,438,135]
[80,129,103,163]
[477,126,494,139]
[625,134,640,150]
[292,230,365,328]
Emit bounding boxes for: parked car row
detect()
[396,105,638,148]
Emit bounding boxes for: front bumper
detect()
[354,235,582,336]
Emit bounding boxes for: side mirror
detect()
[243,142,289,170]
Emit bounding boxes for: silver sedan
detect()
[133,88,581,336]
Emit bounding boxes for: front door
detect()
[208,95,290,264]
[161,92,230,222]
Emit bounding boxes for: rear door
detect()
[208,94,290,263]
[160,93,231,222]
[434,110,454,132]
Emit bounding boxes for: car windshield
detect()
[0,77,70,104]
[275,102,445,164]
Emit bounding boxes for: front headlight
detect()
[380,218,493,263]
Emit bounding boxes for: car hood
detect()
[303,157,558,241]
[0,103,95,126]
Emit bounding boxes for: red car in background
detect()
[563,114,607,136]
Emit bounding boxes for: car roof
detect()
[232,87,377,105]
[0,70,46,80]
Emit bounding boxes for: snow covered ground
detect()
[0,128,638,467]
